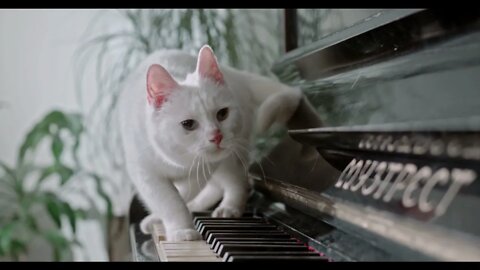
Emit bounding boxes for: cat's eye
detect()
[216,107,229,122]
[180,119,198,131]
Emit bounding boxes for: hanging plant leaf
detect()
[45,199,62,229]
[43,230,70,261]
[51,134,64,163]
[0,223,15,255]
[62,202,78,234]
[56,164,74,186]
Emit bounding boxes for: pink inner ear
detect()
[146,64,179,108]
[196,46,225,84]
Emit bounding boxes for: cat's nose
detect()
[209,129,223,145]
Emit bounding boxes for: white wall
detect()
[0,9,99,164]
[0,9,113,261]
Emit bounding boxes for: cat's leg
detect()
[255,90,303,134]
[210,157,250,218]
[232,68,302,108]
[187,180,223,212]
[134,172,201,241]
[230,69,303,133]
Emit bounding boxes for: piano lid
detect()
[250,9,480,261]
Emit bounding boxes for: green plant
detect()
[0,110,112,261]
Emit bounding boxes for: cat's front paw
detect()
[140,214,163,234]
[212,206,242,218]
[169,228,202,241]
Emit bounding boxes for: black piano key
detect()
[196,217,263,221]
[197,220,268,230]
[218,244,309,257]
[200,224,278,236]
[205,229,285,241]
[223,251,321,262]
[196,219,265,226]
[211,237,298,249]
[192,211,254,217]
[207,232,290,244]
[227,255,329,262]
[198,222,266,233]
[194,217,263,227]
[193,213,255,224]
[214,241,303,253]
[196,221,275,229]
[196,218,265,223]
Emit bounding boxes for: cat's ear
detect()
[146,64,179,108]
[196,45,225,85]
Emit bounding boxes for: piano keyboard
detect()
[152,212,329,262]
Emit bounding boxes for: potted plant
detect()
[0,110,112,261]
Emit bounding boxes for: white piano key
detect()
[151,222,222,262]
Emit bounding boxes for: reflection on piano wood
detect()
[151,212,329,262]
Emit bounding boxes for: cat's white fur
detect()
[118,45,301,241]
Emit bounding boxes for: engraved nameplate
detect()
[335,158,477,217]
[358,133,480,160]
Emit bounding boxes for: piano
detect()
[128,9,480,261]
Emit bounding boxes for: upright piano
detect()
[129,9,480,261]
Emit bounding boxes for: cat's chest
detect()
[167,158,220,182]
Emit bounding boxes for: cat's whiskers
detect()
[205,155,212,176]
[232,148,249,177]
[233,138,276,166]
[231,150,246,176]
[223,138,268,180]
[233,137,274,171]
[187,154,200,200]
[256,159,267,181]
[231,142,251,158]
[201,155,208,185]
[196,158,201,189]
[234,144,267,181]
[225,138,256,178]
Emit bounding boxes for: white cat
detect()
[118,45,301,241]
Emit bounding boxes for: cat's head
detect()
[145,45,246,167]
